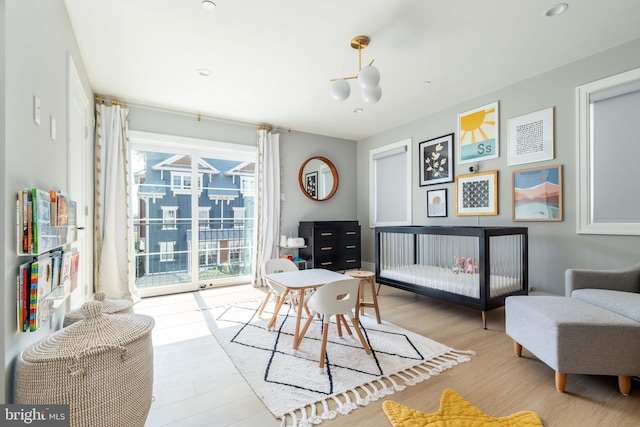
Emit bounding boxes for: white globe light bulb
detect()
[358,66,380,90]
[329,79,351,102]
[361,85,382,104]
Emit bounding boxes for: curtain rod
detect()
[95,95,292,132]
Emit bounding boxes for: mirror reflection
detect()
[298,156,338,201]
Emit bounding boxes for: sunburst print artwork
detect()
[457,102,499,164]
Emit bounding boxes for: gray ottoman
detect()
[505,295,640,395]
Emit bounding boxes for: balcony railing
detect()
[133,217,254,289]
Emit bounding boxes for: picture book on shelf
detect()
[29,261,38,331]
[69,250,80,293]
[32,188,52,253]
[57,193,68,226]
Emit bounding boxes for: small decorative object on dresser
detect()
[298,221,361,271]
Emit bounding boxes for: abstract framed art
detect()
[419,133,454,186]
[508,107,554,166]
[455,170,498,216]
[427,188,447,217]
[457,101,499,164]
[512,164,563,221]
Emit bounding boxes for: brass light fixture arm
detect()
[329,35,375,82]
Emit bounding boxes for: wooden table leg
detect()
[292,289,306,349]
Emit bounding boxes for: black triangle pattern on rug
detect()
[218,303,427,395]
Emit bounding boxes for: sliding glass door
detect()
[130,132,256,297]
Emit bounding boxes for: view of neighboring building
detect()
[133,151,255,289]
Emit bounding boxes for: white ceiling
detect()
[63,0,640,141]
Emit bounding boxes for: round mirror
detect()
[298,156,339,201]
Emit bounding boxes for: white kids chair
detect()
[298,278,372,371]
[258,258,303,324]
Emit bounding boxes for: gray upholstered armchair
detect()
[566,262,640,296]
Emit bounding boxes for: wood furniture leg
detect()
[336,314,343,337]
[257,291,272,318]
[514,341,523,357]
[555,372,567,392]
[292,289,307,349]
[619,375,631,395]
[338,315,352,336]
[350,318,371,355]
[267,289,289,330]
[319,323,329,369]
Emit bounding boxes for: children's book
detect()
[49,190,58,227]
[61,249,73,293]
[19,262,31,332]
[32,188,52,253]
[29,261,39,331]
[69,250,80,293]
[67,201,77,227]
[57,193,68,226]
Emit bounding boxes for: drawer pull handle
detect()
[321,246,333,251]
[345,245,356,249]
[321,261,333,266]
[345,231,357,235]
[346,259,357,263]
[320,232,333,236]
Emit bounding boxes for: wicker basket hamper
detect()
[63,291,134,327]
[16,301,155,427]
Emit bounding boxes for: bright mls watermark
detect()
[1,405,69,426]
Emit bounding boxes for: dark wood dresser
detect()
[298,221,361,271]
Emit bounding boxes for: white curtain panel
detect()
[252,129,281,287]
[94,102,133,300]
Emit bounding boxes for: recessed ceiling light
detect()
[353,108,364,114]
[202,1,216,12]
[197,68,212,77]
[546,3,568,17]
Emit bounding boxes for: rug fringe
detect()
[277,349,474,427]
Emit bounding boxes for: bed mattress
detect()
[380,265,522,298]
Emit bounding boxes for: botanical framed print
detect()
[304,171,317,198]
[427,189,448,217]
[512,165,563,221]
[455,170,498,216]
[419,133,454,186]
[457,101,499,164]
[508,107,554,165]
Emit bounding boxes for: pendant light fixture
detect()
[329,36,382,104]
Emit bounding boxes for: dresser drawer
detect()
[314,227,339,241]
[341,241,360,254]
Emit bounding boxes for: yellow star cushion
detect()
[383,389,543,427]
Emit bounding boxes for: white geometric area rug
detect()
[202,299,474,427]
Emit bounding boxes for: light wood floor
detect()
[137,283,639,427]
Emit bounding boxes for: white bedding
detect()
[380,265,522,299]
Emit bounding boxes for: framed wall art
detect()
[304,171,317,199]
[419,133,454,186]
[508,107,554,165]
[512,165,562,221]
[427,188,448,217]
[455,170,498,216]
[457,101,499,164]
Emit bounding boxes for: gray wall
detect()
[357,38,640,295]
[1,0,93,402]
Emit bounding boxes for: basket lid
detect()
[65,292,133,320]
[22,301,155,363]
